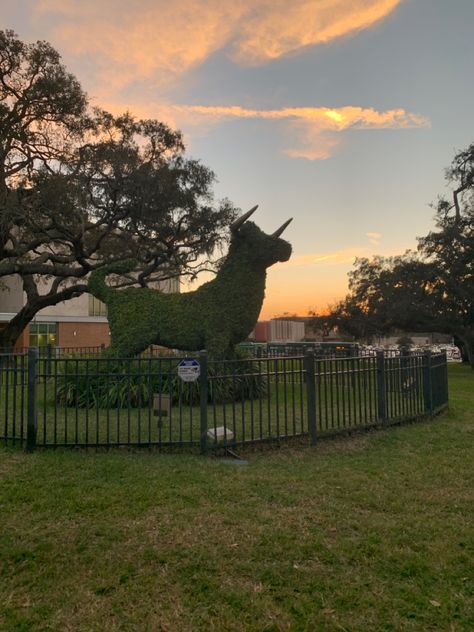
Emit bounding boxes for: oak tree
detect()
[0,31,235,348]
[325,143,474,366]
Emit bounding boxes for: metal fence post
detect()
[46,343,53,376]
[199,350,208,455]
[304,349,317,445]
[376,350,387,424]
[423,350,433,414]
[350,347,357,391]
[401,347,409,385]
[442,350,449,406]
[26,347,38,452]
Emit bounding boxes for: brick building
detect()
[0,273,179,351]
[250,319,305,343]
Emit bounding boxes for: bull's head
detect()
[230,205,292,268]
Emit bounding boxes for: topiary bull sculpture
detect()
[88,206,292,357]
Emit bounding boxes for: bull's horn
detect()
[230,205,258,231]
[272,218,293,238]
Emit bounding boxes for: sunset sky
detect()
[3,0,474,318]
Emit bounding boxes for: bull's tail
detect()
[88,259,137,302]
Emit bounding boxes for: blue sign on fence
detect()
[177,358,200,382]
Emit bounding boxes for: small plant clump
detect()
[396,335,414,350]
[55,352,266,409]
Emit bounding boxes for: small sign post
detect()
[177,358,200,382]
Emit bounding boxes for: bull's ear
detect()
[271,218,293,238]
[230,205,258,232]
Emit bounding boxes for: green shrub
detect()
[55,353,266,408]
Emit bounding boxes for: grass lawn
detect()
[0,364,472,631]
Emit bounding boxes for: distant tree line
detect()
[320,143,474,367]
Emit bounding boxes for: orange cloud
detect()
[176,104,426,128]
[34,0,243,101]
[31,1,413,159]
[65,98,428,161]
[33,0,404,96]
[177,104,429,159]
[232,0,403,65]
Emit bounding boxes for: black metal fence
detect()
[0,349,449,452]
[0,344,106,357]
[239,341,361,358]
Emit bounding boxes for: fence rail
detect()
[0,349,449,452]
[0,344,107,358]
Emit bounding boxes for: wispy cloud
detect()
[31,0,415,159]
[366,231,382,245]
[284,131,341,161]
[276,236,402,268]
[176,105,426,129]
[176,104,429,159]
[33,0,404,94]
[231,0,403,65]
[34,0,241,100]
[276,247,369,268]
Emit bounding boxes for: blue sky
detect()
[3,0,474,316]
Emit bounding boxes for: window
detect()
[89,295,108,317]
[29,323,57,348]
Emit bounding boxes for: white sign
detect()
[177,358,200,382]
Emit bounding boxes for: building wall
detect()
[1,274,180,319]
[249,319,305,343]
[1,270,181,350]
[58,322,110,348]
[268,319,305,342]
[40,292,90,317]
[0,323,28,350]
[252,321,269,342]
[0,275,23,312]
[0,275,89,316]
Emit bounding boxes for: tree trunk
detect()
[456,331,474,369]
[0,309,36,350]
[0,283,88,350]
[466,339,474,370]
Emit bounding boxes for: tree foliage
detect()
[325,143,474,366]
[0,30,235,348]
